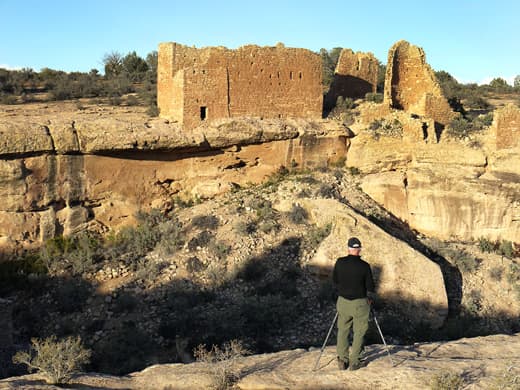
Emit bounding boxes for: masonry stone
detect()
[158,42,323,130]
[383,40,455,131]
[492,104,520,149]
[325,49,378,107]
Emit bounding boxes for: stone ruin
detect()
[158,42,323,130]
[325,49,379,108]
[492,104,520,149]
[383,40,455,140]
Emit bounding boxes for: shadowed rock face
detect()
[324,49,379,109]
[383,40,455,128]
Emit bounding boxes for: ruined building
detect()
[158,42,323,130]
[325,49,379,109]
[492,104,520,149]
[384,40,455,138]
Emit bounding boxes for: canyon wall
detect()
[0,116,348,251]
[348,104,520,242]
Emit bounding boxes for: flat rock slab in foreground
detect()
[1,333,518,389]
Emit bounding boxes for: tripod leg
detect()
[372,310,395,367]
[313,311,338,371]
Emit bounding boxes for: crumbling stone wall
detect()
[325,49,378,107]
[158,43,323,130]
[493,104,520,149]
[383,40,454,128]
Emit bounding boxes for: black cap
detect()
[348,237,362,248]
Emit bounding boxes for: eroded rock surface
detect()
[1,333,518,390]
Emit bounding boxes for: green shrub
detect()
[472,112,493,129]
[234,220,257,236]
[498,240,514,259]
[348,166,361,175]
[429,369,464,390]
[258,219,280,234]
[209,240,231,260]
[446,117,474,139]
[452,250,479,273]
[12,335,91,384]
[367,118,403,139]
[306,223,332,249]
[192,215,220,230]
[186,256,206,274]
[288,204,308,224]
[478,237,495,253]
[317,183,339,199]
[365,92,383,103]
[188,230,214,250]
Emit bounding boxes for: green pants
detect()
[336,296,370,365]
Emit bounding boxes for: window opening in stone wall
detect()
[299,72,302,79]
[290,71,293,80]
[200,106,207,121]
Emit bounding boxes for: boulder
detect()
[276,198,448,329]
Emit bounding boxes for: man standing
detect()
[333,237,375,371]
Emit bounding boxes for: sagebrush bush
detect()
[288,204,308,224]
[498,240,514,259]
[194,340,250,390]
[428,370,464,390]
[478,237,495,253]
[365,92,383,103]
[12,335,91,384]
[446,117,475,139]
[192,215,220,230]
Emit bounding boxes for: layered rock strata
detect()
[0,116,349,251]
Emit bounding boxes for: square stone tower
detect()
[158,42,323,130]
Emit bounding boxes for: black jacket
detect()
[332,255,375,300]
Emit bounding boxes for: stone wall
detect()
[383,40,454,129]
[325,49,378,107]
[493,104,520,149]
[158,43,323,130]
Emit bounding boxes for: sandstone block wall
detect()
[325,49,378,106]
[158,43,323,130]
[493,104,520,149]
[383,40,454,128]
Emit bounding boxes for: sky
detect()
[0,0,519,85]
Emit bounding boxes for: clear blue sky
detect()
[1,0,518,85]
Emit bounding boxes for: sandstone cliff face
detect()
[276,198,448,328]
[0,103,349,251]
[348,103,520,242]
